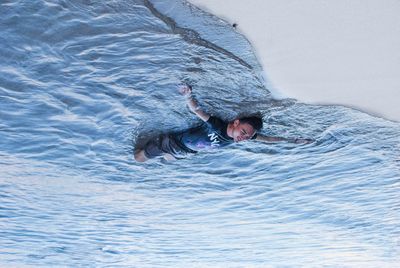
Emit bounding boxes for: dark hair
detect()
[238,116,263,131]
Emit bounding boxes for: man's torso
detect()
[174,116,233,152]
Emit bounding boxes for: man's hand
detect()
[178,84,192,97]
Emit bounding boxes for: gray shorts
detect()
[143,134,196,159]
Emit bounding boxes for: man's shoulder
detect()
[207,116,226,125]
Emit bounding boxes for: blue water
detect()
[1,0,399,267]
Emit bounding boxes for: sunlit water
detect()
[1,0,399,267]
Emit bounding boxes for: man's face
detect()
[232,120,256,142]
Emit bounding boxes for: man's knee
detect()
[134,149,148,162]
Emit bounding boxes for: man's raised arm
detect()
[179,84,210,122]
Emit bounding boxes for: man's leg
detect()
[135,149,175,162]
[134,149,149,162]
[134,135,166,163]
[163,153,176,161]
[134,134,185,163]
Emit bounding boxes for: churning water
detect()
[1,0,399,267]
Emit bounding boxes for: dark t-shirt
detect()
[174,116,234,152]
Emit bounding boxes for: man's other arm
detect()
[256,134,313,144]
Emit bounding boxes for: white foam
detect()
[188,0,400,122]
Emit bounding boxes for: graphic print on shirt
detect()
[208,132,220,148]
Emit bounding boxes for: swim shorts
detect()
[143,134,196,159]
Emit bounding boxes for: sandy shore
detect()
[188,0,400,122]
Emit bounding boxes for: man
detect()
[134,85,312,162]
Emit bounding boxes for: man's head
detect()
[227,116,263,142]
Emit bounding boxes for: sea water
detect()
[0,0,399,267]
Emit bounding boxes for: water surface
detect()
[1,0,399,267]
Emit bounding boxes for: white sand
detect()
[188,0,400,122]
